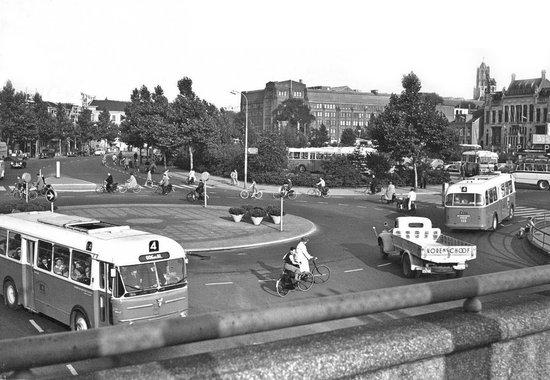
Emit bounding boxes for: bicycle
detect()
[118,184,143,193]
[310,259,330,284]
[11,185,37,200]
[95,182,120,194]
[307,187,330,198]
[186,190,209,202]
[272,188,298,200]
[240,189,263,199]
[275,267,314,297]
[153,183,174,195]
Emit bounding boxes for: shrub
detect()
[249,207,266,218]
[266,205,285,216]
[228,207,245,215]
[0,198,56,214]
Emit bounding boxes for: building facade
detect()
[483,71,550,152]
[241,80,390,142]
[473,62,497,100]
[87,99,129,125]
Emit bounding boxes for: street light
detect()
[231,90,248,189]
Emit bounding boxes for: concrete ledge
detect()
[91,292,550,379]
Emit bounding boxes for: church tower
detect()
[473,61,496,100]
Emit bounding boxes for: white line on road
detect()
[338,203,347,206]
[258,279,276,282]
[205,282,233,286]
[344,268,364,273]
[374,207,384,211]
[66,364,78,376]
[377,263,392,267]
[357,205,367,208]
[29,319,44,333]
[316,201,328,204]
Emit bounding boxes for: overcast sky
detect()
[1,0,549,109]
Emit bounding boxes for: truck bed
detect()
[392,233,476,263]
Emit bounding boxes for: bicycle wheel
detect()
[297,272,314,291]
[288,191,298,200]
[321,189,330,198]
[186,192,196,202]
[28,191,38,200]
[307,188,317,197]
[272,192,281,199]
[276,278,289,297]
[12,190,22,200]
[119,186,128,194]
[313,265,331,283]
[132,186,142,193]
[95,185,104,194]
[239,190,249,199]
[254,191,263,199]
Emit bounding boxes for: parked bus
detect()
[0,211,188,330]
[287,146,376,172]
[444,174,516,230]
[461,150,498,177]
[512,157,550,190]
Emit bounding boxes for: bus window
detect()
[486,187,498,205]
[71,250,91,285]
[0,228,7,256]
[453,193,475,206]
[300,152,308,159]
[292,152,300,159]
[53,245,70,278]
[7,232,21,260]
[445,194,453,206]
[37,241,53,271]
[160,259,186,286]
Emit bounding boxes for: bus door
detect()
[21,237,36,311]
[96,261,113,327]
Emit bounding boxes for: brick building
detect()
[482,71,550,152]
[241,80,390,142]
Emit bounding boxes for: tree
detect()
[96,107,119,144]
[309,124,330,147]
[340,128,356,146]
[248,130,287,173]
[370,72,457,187]
[273,98,315,134]
[53,103,74,154]
[282,125,307,147]
[76,108,94,152]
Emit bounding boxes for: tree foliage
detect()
[273,98,315,134]
[309,124,330,147]
[340,128,356,146]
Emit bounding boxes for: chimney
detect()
[511,73,516,82]
[542,70,546,80]
[299,79,302,83]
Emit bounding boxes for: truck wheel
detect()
[379,243,388,259]
[401,255,417,278]
[491,214,498,231]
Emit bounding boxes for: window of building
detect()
[529,104,534,122]
[485,111,490,123]
[516,105,521,122]
[492,110,496,124]
[537,108,541,122]
[522,105,528,121]
[498,110,502,123]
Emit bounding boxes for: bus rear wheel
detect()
[491,214,498,231]
[71,310,90,331]
[537,180,549,190]
[3,280,19,309]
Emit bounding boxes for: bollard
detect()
[56,161,60,178]
[442,182,449,206]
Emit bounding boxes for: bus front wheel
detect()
[71,310,90,331]
[3,280,19,309]
[537,180,549,190]
[508,205,514,221]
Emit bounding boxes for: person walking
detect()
[144,169,153,187]
[230,169,239,186]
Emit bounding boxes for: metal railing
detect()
[530,215,550,251]
[3,264,550,373]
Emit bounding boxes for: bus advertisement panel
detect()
[444,174,516,230]
[0,211,188,330]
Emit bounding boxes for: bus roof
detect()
[462,150,498,157]
[0,211,186,266]
[287,146,376,154]
[446,174,514,193]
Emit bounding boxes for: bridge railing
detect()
[530,215,550,251]
[2,265,550,374]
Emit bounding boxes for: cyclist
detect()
[248,180,258,197]
[195,179,205,199]
[105,173,114,193]
[188,169,196,185]
[316,177,326,195]
[383,181,396,204]
[112,153,117,165]
[295,236,316,273]
[283,247,301,283]
[16,176,25,192]
[101,153,107,166]
[279,177,293,196]
[406,188,417,211]
[159,170,171,195]
[126,172,138,190]
[35,172,46,194]
[144,169,153,187]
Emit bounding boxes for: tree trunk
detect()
[189,145,194,170]
[413,162,418,190]
[163,152,167,170]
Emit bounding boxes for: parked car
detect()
[94,149,106,156]
[444,163,461,174]
[40,149,56,158]
[66,151,77,157]
[10,158,27,168]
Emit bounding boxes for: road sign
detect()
[247,147,258,154]
[22,172,31,183]
[45,188,57,202]
[201,172,210,182]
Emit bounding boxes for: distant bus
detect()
[512,159,550,190]
[461,150,498,177]
[0,211,188,330]
[287,146,376,172]
[0,141,7,159]
[444,174,516,230]
[459,143,481,152]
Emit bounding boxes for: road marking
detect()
[374,207,384,211]
[344,268,363,273]
[0,186,5,191]
[205,282,233,286]
[377,263,392,267]
[258,279,276,282]
[316,201,328,204]
[29,319,44,333]
[357,205,367,208]
[66,364,78,376]
[338,203,347,206]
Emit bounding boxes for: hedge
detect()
[0,198,57,214]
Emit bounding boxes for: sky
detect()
[1,0,550,110]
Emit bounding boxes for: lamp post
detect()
[231,91,248,188]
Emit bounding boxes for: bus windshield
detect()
[445,192,484,206]
[119,258,186,296]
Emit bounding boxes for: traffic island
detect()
[59,204,316,252]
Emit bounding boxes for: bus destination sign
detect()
[139,252,170,262]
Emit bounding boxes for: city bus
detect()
[512,158,550,190]
[444,174,516,230]
[287,146,376,172]
[461,150,498,177]
[0,211,188,330]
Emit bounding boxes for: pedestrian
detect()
[460,162,466,180]
[420,170,427,189]
[144,169,153,187]
[370,175,378,194]
[124,157,130,171]
[230,169,239,186]
[133,152,138,165]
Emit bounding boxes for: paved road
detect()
[1,156,549,377]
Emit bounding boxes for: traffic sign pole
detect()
[201,172,210,208]
[280,195,284,232]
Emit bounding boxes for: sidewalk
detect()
[59,204,316,252]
